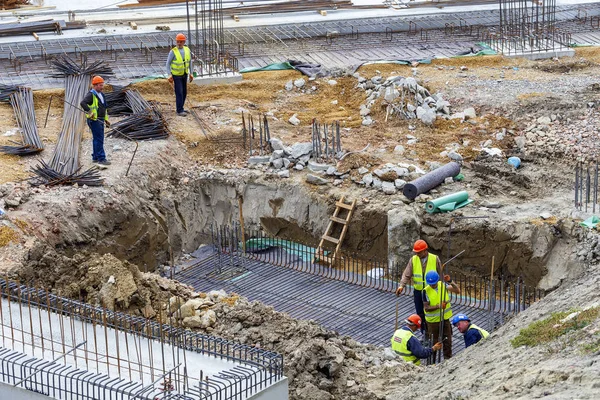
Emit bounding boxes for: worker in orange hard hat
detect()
[394,239,442,333]
[391,314,442,365]
[166,33,193,116]
[80,75,110,167]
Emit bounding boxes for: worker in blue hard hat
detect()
[451,314,489,348]
[423,270,460,359]
[391,314,443,366]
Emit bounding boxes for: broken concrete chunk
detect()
[272,158,284,169]
[537,116,552,125]
[288,114,301,126]
[290,142,313,159]
[285,80,293,91]
[270,138,285,151]
[328,79,338,86]
[326,166,337,175]
[270,150,284,161]
[294,78,306,88]
[381,181,397,195]
[358,167,369,175]
[248,156,270,165]
[362,117,373,126]
[308,161,330,172]
[394,145,405,154]
[277,170,290,178]
[394,179,406,189]
[448,151,463,162]
[363,173,374,186]
[306,174,329,185]
[463,107,477,120]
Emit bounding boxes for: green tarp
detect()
[244,238,326,262]
[425,191,473,214]
[580,216,600,229]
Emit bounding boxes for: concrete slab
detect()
[504,48,576,60]
[192,72,243,86]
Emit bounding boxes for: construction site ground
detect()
[1,48,600,399]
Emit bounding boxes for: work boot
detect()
[177,112,188,117]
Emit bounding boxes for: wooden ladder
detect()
[314,196,357,266]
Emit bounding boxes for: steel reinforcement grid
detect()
[174,225,544,359]
[0,278,284,399]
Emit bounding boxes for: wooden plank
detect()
[31,32,39,41]
[330,216,347,224]
[323,235,340,244]
[129,21,138,30]
[336,201,353,210]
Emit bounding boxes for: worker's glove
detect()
[189,74,194,83]
[441,301,448,309]
[444,274,452,283]
[432,342,443,351]
[87,112,97,120]
[168,76,174,84]
[395,286,404,297]
[104,120,111,128]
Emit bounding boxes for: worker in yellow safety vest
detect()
[423,270,460,360]
[166,33,193,116]
[451,314,489,348]
[395,240,442,333]
[391,314,442,365]
[80,75,110,167]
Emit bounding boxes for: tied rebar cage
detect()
[492,0,568,55]
[186,0,238,77]
[0,278,284,399]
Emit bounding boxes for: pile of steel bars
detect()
[105,86,132,116]
[30,160,103,187]
[1,87,44,156]
[0,84,20,102]
[107,89,169,141]
[312,119,341,162]
[32,57,113,186]
[0,20,67,37]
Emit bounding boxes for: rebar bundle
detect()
[105,86,132,116]
[1,87,44,156]
[49,55,114,78]
[107,89,169,141]
[0,83,20,102]
[30,160,104,187]
[312,119,341,162]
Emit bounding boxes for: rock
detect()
[371,76,382,84]
[483,147,503,157]
[270,138,285,151]
[537,116,552,125]
[5,198,20,208]
[272,158,284,169]
[308,161,330,172]
[420,109,436,125]
[448,151,463,161]
[363,173,374,186]
[444,177,454,184]
[540,212,553,220]
[463,107,477,120]
[358,167,369,175]
[326,166,337,175]
[394,145,405,154]
[295,164,304,171]
[362,117,373,126]
[331,100,338,105]
[284,80,293,91]
[282,158,291,168]
[112,144,123,151]
[384,86,400,102]
[290,142,313,159]
[327,79,337,86]
[296,382,333,400]
[333,179,343,186]
[383,347,398,361]
[407,104,416,113]
[496,131,506,141]
[294,78,306,88]
[208,289,227,300]
[514,136,526,150]
[405,77,418,91]
[394,179,406,189]
[288,114,301,126]
[306,174,329,185]
[359,105,371,116]
[407,139,418,145]
[277,170,290,178]
[382,181,397,195]
[270,150,284,161]
[372,177,382,189]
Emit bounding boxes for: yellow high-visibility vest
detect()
[469,323,489,339]
[391,328,420,365]
[424,282,452,323]
[170,46,191,76]
[412,254,438,291]
[85,91,108,121]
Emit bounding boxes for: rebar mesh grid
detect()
[0,278,284,399]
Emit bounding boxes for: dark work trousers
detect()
[87,119,106,162]
[427,319,453,360]
[413,290,426,333]
[173,74,188,113]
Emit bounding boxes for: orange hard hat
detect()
[413,239,428,252]
[405,314,422,330]
[176,33,186,41]
[91,76,104,85]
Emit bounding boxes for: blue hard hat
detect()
[425,271,439,285]
[451,314,470,325]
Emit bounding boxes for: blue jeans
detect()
[414,289,426,333]
[173,74,188,113]
[87,119,106,162]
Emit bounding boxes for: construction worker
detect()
[395,240,442,332]
[80,75,110,167]
[166,33,193,116]
[451,314,489,348]
[423,270,460,359]
[391,314,442,365]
